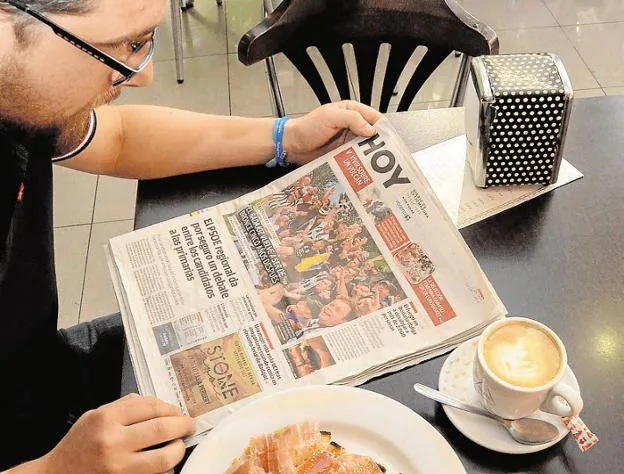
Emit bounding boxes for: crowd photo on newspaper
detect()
[229,162,409,345]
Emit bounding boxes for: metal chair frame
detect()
[171,0,223,84]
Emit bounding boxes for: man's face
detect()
[318,299,352,327]
[0,0,165,144]
[315,279,332,292]
[374,284,390,298]
[356,296,380,315]
[287,300,313,319]
[351,283,371,298]
[397,252,413,265]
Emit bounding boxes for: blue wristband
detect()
[266,116,290,168]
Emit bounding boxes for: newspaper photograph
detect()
[223,162,408,345]
[106,118,507,445]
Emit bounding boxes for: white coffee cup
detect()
[473,317,583,420]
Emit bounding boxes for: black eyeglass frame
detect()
[6,0,155,86]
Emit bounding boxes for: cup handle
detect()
[540,382,583,417]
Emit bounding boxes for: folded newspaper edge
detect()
[106,118,508,446]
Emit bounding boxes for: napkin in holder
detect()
[465,53,573,188]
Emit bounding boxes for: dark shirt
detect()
[0,121,70,467]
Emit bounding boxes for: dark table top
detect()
[129,96,624,473]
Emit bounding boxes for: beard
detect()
[0,56,122,156]
[54,87,121,156]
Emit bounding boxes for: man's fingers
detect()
[108,395,184,425]
[132,439,187,474]
[331,109,377,137]
[125,415,196,451]
[340,100,383,126]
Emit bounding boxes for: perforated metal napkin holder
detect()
[465,53,573,188]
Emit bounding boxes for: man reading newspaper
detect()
[0,0,382,471]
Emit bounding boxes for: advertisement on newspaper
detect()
[107,119,506,443]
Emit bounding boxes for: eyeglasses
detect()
[6,0,155,86]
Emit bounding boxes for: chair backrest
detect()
[240,0,498,112]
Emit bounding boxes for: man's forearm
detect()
[63,105,277,179]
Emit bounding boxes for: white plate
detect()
[439,338,579,454]
[181,385,466,473]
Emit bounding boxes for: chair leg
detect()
[450,54,471,107]
[266,56,286,117]
[261,0,284,117]
[171,0,185,84]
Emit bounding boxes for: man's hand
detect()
[284,101,383,165]
[42,394,195,474]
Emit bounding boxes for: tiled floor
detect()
[54,0,624,328]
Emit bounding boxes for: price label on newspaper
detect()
[107,119,507,445]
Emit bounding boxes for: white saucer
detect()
[438,338,579,454]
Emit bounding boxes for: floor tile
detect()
[563,22,624,88]
[341,45,460,111]
[53,166,97,228]
[274,54,328,116]
[54,225,90,329]
[497,28,600,90]
[230,49,358,117]
[154,0,227,62]
[93,176,138,223]
[573,88,606,98]
[228,54,274,117]
[80,220,135,322]
[604,87,624,95]
[116,56,230,115]
[393,50,462,109]
[543,0,624,25]
[456,0,558,30]
[226,0,265,54]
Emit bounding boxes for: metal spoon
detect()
[413,383,560,445]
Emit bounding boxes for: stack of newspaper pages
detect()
[107,119,507,445]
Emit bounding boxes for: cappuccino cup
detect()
[473,317,583,420]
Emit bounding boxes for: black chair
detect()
[239,0,498,114]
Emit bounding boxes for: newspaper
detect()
[106,119,507,446]
[413,135,584,228]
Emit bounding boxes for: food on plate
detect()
[225,421,390,473]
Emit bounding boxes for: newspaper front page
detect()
[107,119,507,445]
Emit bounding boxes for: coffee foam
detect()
[484,323,561,388]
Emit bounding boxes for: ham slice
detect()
[226,422,386,474]
[225,449,267,474]
[296,451,336,474]
[249,421,325,472]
